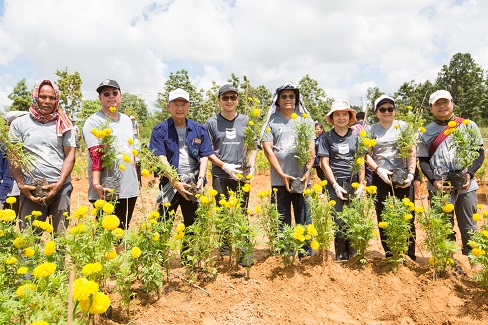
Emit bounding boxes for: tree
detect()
[436,53,487,122]
[77,99,101,128]
[8,78,31,111]
[119,93,149,124]
[395,80,435,122]
[365,86,383,123]
[55,68,83,120]
[297,75,332,126]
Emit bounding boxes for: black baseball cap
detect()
[218,84,238,96]
[96,79,121,94]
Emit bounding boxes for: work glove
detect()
[249,167,255,178]
[333,183,348,201]
[354,184,364,197]
[397,173,414,188]
[376,167,392,185]
[222,163,243,181]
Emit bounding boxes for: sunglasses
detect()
[102,91,119,97]
[280,94,296,100]
[221,95,238,102]
[378,107,395,113]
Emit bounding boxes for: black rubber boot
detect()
[335,237,349,261]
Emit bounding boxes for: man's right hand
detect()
[18,183,41,203]
[222,163,243,181]
[281,174,296,192]
[174,181,192,201]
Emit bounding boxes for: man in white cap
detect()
[149,88,213,228]
[418,90,484,268]
[130,115,139,138]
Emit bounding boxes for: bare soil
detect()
[70,172,488,325]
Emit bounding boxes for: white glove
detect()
[376,167,392,185]
[333,183,347,200]
[398,173,414,188]
[249,167,255,178]
[354,184,364,197]
[222,163,242,181]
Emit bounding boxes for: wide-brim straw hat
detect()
[326,100,357,126]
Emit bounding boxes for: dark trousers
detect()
[314,167,327,193]
[271,186,311,227]
[90,196,137,230]
[158,192,198,227]
[372,173,416,259]
[212,176,250,210]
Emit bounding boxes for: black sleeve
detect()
[467,147,485,178]
[419,157,435,185]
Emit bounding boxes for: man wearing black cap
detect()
[83,79,139,230]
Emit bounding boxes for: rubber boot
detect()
[346,239,356,258]
[335,237,349,261]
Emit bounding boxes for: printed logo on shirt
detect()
[226,128,237,139]
[338,144,349,155]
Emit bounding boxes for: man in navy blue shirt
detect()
[149,88,213,227]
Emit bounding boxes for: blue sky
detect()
[1,0,487,112]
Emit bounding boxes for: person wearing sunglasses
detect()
[83,79,140,230]
[317,100,364,261]
[365,95,416,261]
[205,84,257,264]
[261,83,315,255]
[9,80,76,234]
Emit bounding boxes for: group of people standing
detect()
[3,79,485,269]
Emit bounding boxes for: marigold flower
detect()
[43,241,55,256]
[17,266,28,274]
[175,223,185,233]
[482,230,488,238]
[31,210,42,217]
[5,256,17,264]
[200,196,210,205]
[148,211,160,219]
[16,283,37,297]
[228,197,238,206]
[378,222,388,229]
[442,203,455,213]
[122,153,131,163]
[174,231,184,240]
[22,247,35,257]
[79,291,111,314]
[141,169,150,177]
[404,214,413,220]
[359,130,367,137]
[484,211,488,217]
[329,200,336,206]
[255,206,261,213]
[73,277,99,302]
[473,213,481,222]
[103,128,112,136]
[472,248,486,256]
[242,184,251,193]
[249,120,254,126]
[462,119,470,125]
[246,174,253,180]
[303,188,311,195]
[105,249,117,260]
[102,214,120,230]
[266,127,271,132]
[102,203,115,215]
[128,137,134,145]
[235,173,243,179]
[351,182,360,189]
[33,262,56,278]
[253,109,260,117]
[82,262,102,276]
[313,184,322,193]
[319,180,328,187]
[69,223,87,234]
[311,240,320,250]
[365,186,377,195]
[131,247,142,258]
[307,224,318,236]
[119,164,126,171]
[109,106,116,112]
[291,113,298,119]
[132,149,138,156]
[13,237,26,248]
[415,206,424,213]
[428,257,436,266]
[356,158,363,165]
[5,196,16,204]
[394,124,400,129]
[468,240,478,248]
[419,127,426,133]
[295,225,305,235]
[303,113,309,118]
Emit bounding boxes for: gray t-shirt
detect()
[417,120,482,192]
[205,113,247,179]
[83,111,139,200]
[369,120,407,170]
[317,128,358,180]
[262,111,314,186]
[9,114,76,184]
[176,125,197,176]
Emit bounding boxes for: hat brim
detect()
[326,108,357,126]
[96,84,120,94]
[374,98,395,111]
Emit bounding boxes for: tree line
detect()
[5,52,488,141]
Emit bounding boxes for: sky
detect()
[1,0,487,112]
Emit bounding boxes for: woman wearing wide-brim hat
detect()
[317,100,364,261]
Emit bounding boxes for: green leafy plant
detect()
[275,223,318,267]
[445,119,482,171]
[469,208,488,288]
[256,189,281,255]
[291,112,314,171]
[395,105,426,160]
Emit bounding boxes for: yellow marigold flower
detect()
[69,223,87,234]
[140,222,147,231]
[247,209,253,215]
[103,128,112,136]
[484,211,488,217]
[482,230,488,238]
[33,262,56,278]
[152,232,160,241]
[1,209,16,222]
[94,200,106,210]
[266,127,271,132]
[373,231,379,237]
[91,128,97,135]
[307,224,318,237]
[235,173,243,179]
[246,174,253,180]
[472,248,486,256]
[476,204,482,209]
[13,237,26,248]
[104,249,117,260]
[119,164,126,171]
[74,205,89,219]
[5,196,16,204]
[109,106,116,112]
[359,130,367,137]
[141,169,150,177]
[73,277,99,302]
[329,200,336,206]
[43,241,55,256]
[148,211,160,219]
[363,138,372,148]
[311,240,320,250]
[122,153,131,163]
[82,262,102,276]
[415,206,424,213]
[249,120,255,126]
[305,234,311,240]
[313,184,322,193]
[255,206,261,213]
[404,214,413,221]
[164,202,172,208]
[102,214,120,230]
[394,124,400,129]
[22,247,35,258]
[112,228,124,239]
[408,202,415,211]
[200,196,210,205]
[303,188,311,195]
[207,189,218,197]
[407,105,413,110]
[428,257,436,266]
[295,224,305,235]
[132,149,138,156]
[419,127,426,133]
[31,210,42,217]
[273,188,278,193]
[442,203,455,213]
[131,247,141,258]
[319,180,328,187]
[378,222,388,229]
[462,119,470,125]
[365,186,377,195]
[356,158,363,165]
[5,256,17,264]
[253,109,260,117]
[16,283,37,297]
[228,197,238,206]
[448,121,457,128]
[128,138,134,145]
[79,291,111,315]
[214,207,220,212]
[242,184,251,192]
[174,231,184,240]
[149,219,156,225]
[290,113,298,119]
[102,203,115,214]
[303,113,309,118]
[402,197,410,204]
[468,240,478,248]
[473,213,481,222]
[351,182,360,189]
[17,266,28,275]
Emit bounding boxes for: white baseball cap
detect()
[429,90,452,105]
[168,88,189,102]
[374,95,395,111]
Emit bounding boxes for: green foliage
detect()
[395,105,425,160]
[275,223,318,267]
[55,67,83,120]
[119,93,149,125]
[256,189,281,254]
[0,117,34,179]
[7,78,31,111]
[77,99,101,128]
[243,97,264,160]
[446,120,482,171]
[298,74,333,125]
[292,113,314,170]
[395,80,435,122]
[254,150,270,174]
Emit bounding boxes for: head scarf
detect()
[260,82,311,139]
[29,80,73,136]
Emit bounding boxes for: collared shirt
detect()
[0,146,14,202]
[149,117,214,180]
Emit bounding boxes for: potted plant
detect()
[290,112,314,193]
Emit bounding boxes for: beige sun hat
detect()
[326,100,357,126]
